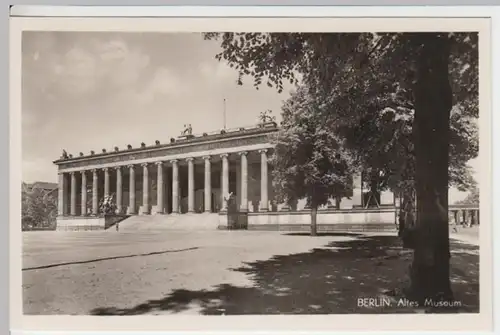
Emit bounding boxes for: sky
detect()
[21,31,477,203]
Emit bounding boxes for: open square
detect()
[23,230,479,315]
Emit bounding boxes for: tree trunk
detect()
[335,196,341,210]
[409,33,453,304]
[310,206,318,236]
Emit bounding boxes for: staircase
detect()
[116,213,220,232]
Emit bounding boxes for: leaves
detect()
[206,31,478,197]
[269,86,355,208]
[21,184,57,228]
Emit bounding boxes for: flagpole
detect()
[223,98,226,130]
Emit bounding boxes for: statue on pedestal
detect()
[258,110,276,124]
[181,124,193,136]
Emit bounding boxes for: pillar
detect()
[259,149,269,211]
[69,172,77,216]
[127,165,136,214]
[140,163,150,214]
[187,158,195,213]
[236,159,241,208]
[352,172,362,208]
[240,151,248,212]
[380,190,394,206]
[204,156,212,212]
[92,169,98,215]
[104,167,110,197]
[81,171,87,216]
[57,173,66,216]
[153,161,164,214]
[221,154,229,211]
[115,166,123,214]
[171,160,179,213]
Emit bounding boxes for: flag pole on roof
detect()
[223,98,226,130]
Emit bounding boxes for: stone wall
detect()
[56,215,129,231]
[218,208,397,232]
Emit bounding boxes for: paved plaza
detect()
[23,230,479,315]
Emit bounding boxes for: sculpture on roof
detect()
[259,109,276,124]
[182,124,193,136]
[61,149,68,159]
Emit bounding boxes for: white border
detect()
[9,6,497,333]
[7,5,500,17]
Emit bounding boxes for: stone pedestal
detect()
[139,205,151,215]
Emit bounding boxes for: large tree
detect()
[205,32,478,303]
[270,85,354,236]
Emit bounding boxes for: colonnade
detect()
[57,149,270,217]
[450,208,480,226]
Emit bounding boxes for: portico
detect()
[55,123,277,219]
[54,122,397,231]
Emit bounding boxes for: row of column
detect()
[451,209,480,226]
[58,149,270,216]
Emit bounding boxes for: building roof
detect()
[54,122,278,165]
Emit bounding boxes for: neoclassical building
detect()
[54,122,397,231]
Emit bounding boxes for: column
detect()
[221,154,229,211]
[259,149,269,211]
[240,151,249,212]
[236,160,241,208]
[92,169,98,215]
[140,163,150,214]
[57,173,65,216]
[171,160,179,213]
[154,161,164,214]
[104,168,110,197]
[203,156,212,212]
[115,166,123,214]
[187,158,195,212]
[69,172,77,216]
[127,165,136,214]
[81,171,87,216]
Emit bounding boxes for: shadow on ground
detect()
[91,235,479,315]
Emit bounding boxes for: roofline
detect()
[53,122,279,165]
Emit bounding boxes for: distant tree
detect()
[21,183,57,229]
[205,32,478,303]
[269,86,354,236]
[455,186,479,205]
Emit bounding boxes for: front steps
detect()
[117,213,220,232]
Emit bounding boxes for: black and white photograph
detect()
[10,12,492,332]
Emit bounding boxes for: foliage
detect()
[204,32,478,195]
[269,86,354,235]
[21,183,57,229]
[205,31,479,302]
[455,186,479,205]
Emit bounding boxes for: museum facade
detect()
[54,122,397,231]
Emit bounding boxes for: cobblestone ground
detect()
[22,230,479,315]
